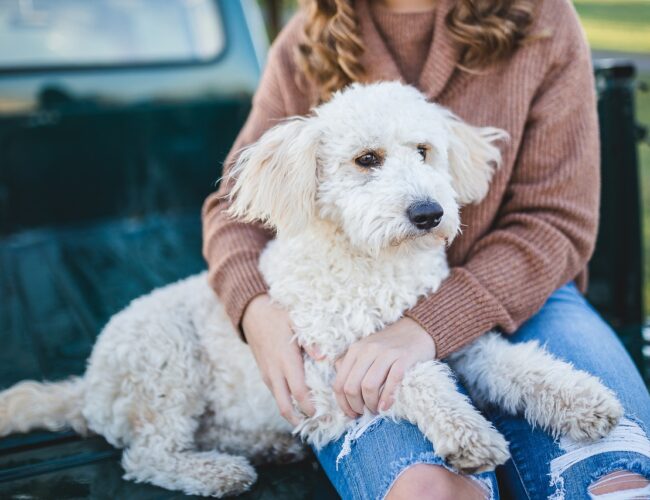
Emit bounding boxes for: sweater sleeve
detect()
[201,46,290,334]
[405,20,601,359]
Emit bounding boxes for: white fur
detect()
[0,82,622,497]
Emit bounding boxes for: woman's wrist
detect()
[398,316,436,359]
[241,293,271,341]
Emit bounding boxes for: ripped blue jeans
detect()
[313,283,650,499]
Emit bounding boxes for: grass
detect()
[574,0,650,53]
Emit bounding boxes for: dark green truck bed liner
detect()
[0,214,204,385]
[0,430,333,499]
[0,212,337,498]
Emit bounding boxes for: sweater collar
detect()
[357,0,459,100]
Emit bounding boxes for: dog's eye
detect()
[355,152,381,169]
[417,145,428,161]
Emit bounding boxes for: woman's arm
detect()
[202,21,316,422]
[202,13,309,334]
[404,21,600,360]
[201,65,282,330]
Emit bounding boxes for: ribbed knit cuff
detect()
[208,254,269,342]
[404,268,510,359]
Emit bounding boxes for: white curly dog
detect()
[0,82,623,497]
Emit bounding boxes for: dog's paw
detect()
[179,454,257,498]
[446,424,510,474]
[430,418,510,474]
[556,375,623,442]
[123,450,258,498]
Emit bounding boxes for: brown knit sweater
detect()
[370,3,436,85]
[201,0,600,359]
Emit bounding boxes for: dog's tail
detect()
[0,377,87,437]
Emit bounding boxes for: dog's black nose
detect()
[407,201,444,230]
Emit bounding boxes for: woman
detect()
[202,0,650,498]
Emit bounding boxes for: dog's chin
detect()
[388,228,449,249]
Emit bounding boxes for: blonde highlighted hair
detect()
[296,0,539,103]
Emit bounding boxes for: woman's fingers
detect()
[341,355,377,414]
[241,295,321,423]
[361,356,396,413]
[270,374,300,426]
[378,361,406,412]
[333,352,360,418]
[284,344,316,417]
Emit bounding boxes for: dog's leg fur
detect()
[76,276,258,497]
[450,333,623,441]
[390,360,510,473]
[123,437,256,497]
[113,371,257,497]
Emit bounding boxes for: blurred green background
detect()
[572,0,650,314]
[575,0,650,53]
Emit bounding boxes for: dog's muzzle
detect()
[407,200,444,230]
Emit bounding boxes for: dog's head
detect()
[228,82,507,254]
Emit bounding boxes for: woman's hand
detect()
[242,294,315,426]
[332,317,435,417]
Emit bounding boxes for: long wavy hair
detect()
[296,0,540,103]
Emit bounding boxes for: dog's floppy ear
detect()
[444,112,509,205]
[227,116,320,235]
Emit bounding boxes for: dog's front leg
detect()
[389,360,510,473]
[449,333,623,441]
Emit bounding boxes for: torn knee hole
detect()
[589,470,650,498]
[550,417,650,499]
[387,465,491,500]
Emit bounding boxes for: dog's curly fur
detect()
[0,82,623,497]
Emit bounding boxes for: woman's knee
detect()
[588,470,650,497]
[386,464,488,500]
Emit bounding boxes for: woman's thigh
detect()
[314,406,499,500]
[485,282,650,499]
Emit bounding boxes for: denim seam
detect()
[487,412,534,500]
[506,452,533,500]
